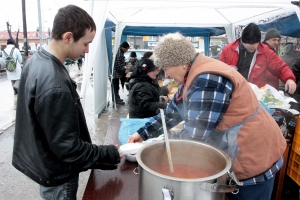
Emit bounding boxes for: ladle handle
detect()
[160,109,174,173]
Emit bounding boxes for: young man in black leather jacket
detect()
[12,5,121,199]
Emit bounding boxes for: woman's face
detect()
[163,65,186,84]
[147,68,160,80]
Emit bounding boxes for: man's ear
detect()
[62,32,73,44]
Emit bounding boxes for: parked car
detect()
[124,49,153,62]
[19,50,36,58]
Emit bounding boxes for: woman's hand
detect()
[167,86,173,93]
[285,79,296,94]
[127,132,143,143]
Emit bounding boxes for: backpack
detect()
[3,47,16,72]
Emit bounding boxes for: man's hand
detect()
[127,132,143,143]
[114,144,123,159]
[285,79,296,94]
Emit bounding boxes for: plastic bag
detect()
[249,83,291,109]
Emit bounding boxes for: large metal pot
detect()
[136,140,236,200]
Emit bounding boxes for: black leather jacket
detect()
[12,48,120,187]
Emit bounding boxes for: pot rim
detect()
[136,139,232,182]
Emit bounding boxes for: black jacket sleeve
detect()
[160,86,169,96]
[36,92,120,170]
[135,84,167,113]
[293,57,300,84]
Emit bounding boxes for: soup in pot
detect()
[151,164,213,179]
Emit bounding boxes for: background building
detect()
[0,31,50,50]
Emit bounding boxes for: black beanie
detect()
[130,52,137,57]
[241,23,261,44]
[139,58,158,73]
[7,38,14,45]
[263,28,281,42]
[120,41,129,48]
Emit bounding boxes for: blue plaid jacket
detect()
[137,73,283,185]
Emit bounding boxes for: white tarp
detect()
[83,0,300,116]
[80,1,109,117]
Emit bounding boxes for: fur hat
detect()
[130,51,137,57]
[120,41,129,48]
[241,23,261,44]
[153,32,196,68]
[264,28,281,42]
[7,38,14,45]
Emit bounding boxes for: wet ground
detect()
[0,64,129,199]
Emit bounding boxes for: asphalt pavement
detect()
[0,63,129,200]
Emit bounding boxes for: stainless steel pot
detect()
[136,140,236,200]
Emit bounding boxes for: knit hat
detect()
[153,32,196,68]
[120,41,130,48]
[7,38,14,45]
[263,28,281,42]
[241,23,261,44]
[130,52,137,57]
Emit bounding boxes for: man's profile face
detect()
[265,38,280,50]
[121,47,129,53]
[243,42,259,53]
[69,29,96,61]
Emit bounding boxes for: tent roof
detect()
[104,17,226,37]
[106,0,300,28]
[258,12,300,37]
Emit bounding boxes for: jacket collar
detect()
[231,38,268,55]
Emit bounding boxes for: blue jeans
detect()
[40,174,79,200]
[227,176,275,200]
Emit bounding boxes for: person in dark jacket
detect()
[291,51,300,95]
[125,51,139,91]
[140,51,173,96]
[280,43,300,90]
[12,5,121,199]
[112,41,129,105]
[77,57,83,70]
[128,58,168,118]
[128,51,138,72]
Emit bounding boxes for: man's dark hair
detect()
[143,51,153,59]
[7,38,14,45]
[120,42,130,48]
[51,5,96,42]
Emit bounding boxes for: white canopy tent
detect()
[81,0,300,117]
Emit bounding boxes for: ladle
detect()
[160,109,174,173]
